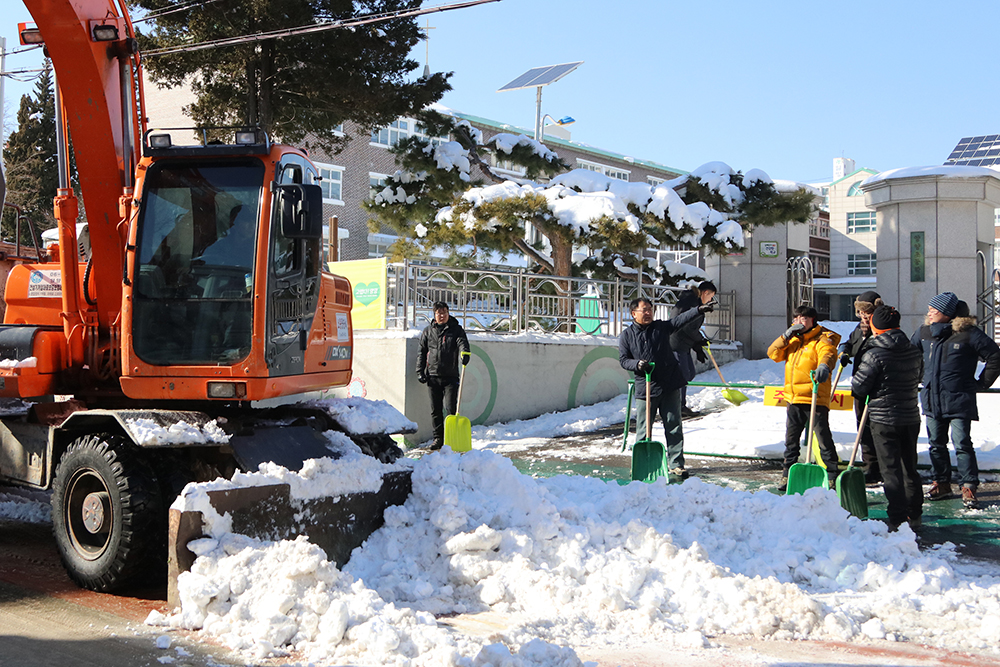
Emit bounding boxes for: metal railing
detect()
[386,260,734,340]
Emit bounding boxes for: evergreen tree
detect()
[365,110,816,283]
[2,61,58,242]
[134,0,451,151]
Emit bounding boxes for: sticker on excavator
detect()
[27,269,61,298]
[764,386,853,410]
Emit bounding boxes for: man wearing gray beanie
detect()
[911,294,1000,508]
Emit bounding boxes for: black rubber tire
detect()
[50,434,164,592]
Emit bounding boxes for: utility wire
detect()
[142,0,499,57]
[133,0,225,24]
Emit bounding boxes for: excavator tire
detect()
[51,434,164,592]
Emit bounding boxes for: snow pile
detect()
[126,418,230,446]
[0,487,51,524]
[162,447,1000,663]
[305,396,417,435]
[0,356,37,369]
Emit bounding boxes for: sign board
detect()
[758,241,779,258]
[764,385,853,410]
[330,258,387,329]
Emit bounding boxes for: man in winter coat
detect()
[416,302,471,450]
[670,280,717,418]
[911,292,1000,509]
[767,305,842,491]
[838,290,884,485]
[852,305,923,531]
[620,296,712,479]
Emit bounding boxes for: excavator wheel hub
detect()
[81,491,109,533]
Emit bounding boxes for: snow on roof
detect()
[863,164,1000,187]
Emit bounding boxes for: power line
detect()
[133,0,225,24]
[142,0,500,57]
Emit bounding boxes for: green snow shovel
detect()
[444,352,472,452]
[836,398,870,519]
[705,341,748,406]
[621,379,635,452]
[786,371,828,495]
[631,362,668,483]
[809,361,848,471]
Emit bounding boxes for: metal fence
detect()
[385,260,734,341]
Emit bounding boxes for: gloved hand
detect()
[839,351,851,367]
[636,360,652,374]
[697,303,714,314]
[694,347,707,364]
[417,372,427,384]
[783,323,807,340]
[814,363,830,384]
[461,351,471,366]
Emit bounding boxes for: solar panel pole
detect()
[534,86,543,141]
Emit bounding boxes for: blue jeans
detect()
[925,416,978,488]
[636,388,685,470]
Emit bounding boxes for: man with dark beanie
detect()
[852,305,923,531]
[838,291,884,485]
[912,294,1000,509]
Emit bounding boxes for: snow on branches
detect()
[363,109,815,281]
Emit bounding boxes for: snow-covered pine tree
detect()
[364,109,815,284]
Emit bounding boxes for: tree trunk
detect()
[551,239,574,332]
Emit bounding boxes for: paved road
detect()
[0,517,235,667]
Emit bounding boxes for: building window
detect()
[371,119,411,147]
[577,159,630,181]
[492,156,527,177]
[368,232,397,258]
[810,255,830,276]
[848,253,877,276]
[809,218,830,238]
[314,163,344,204]
[847,182,865,196]
[369,173,388,199]
[647,176,666,187]
[847,211,876,233]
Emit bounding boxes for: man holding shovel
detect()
[620,296,712,479]
[768,305,842,492]
[838,291,884,485]
[851,305,923,531]
[416,301,471,450]
[671,281,717,417]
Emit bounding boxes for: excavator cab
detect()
[120,129,352,402]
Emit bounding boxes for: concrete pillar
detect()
[861,169,1000,335]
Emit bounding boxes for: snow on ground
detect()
[5,331,1000,666]
[0,487,51,524]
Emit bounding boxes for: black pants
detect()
[427,376,459,448]
[783,403,840,484]
[870,421,922,525]
[856,398,880,480]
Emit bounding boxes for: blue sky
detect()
[3,0,997,183]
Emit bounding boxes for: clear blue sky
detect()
[4,0,998,183]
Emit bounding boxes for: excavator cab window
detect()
[133,159,264,365]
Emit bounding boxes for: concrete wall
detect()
[863,172,1000,335]
[331,331,740,445]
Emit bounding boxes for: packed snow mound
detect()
[162,449,1000,664]
[305,396,417,435]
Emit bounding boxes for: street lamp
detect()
[497,62,583,142]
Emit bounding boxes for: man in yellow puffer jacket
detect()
[768,304,842,491]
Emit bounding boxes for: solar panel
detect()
[497,61,584,92]
[944,134,1000,166]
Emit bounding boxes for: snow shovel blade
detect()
[785,462,827,495]
[721,387,749,406]
[444,413,472,452]
[631,438,668,482]
[836,467,868,519]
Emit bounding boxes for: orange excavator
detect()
[0,0,384,591]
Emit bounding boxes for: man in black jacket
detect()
[838,290,884,485]
[416,302,471,450]
[911,293,1000,509]
[620,296,711,479]
[670,281,717,418]
[852,305,923,531]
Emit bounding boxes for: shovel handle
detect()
[706,345,728,386]
[806,370,818,464]
[848,398,870,468]
[456,353,470,412]
[830,359,846,391]
[645,362,655,441]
